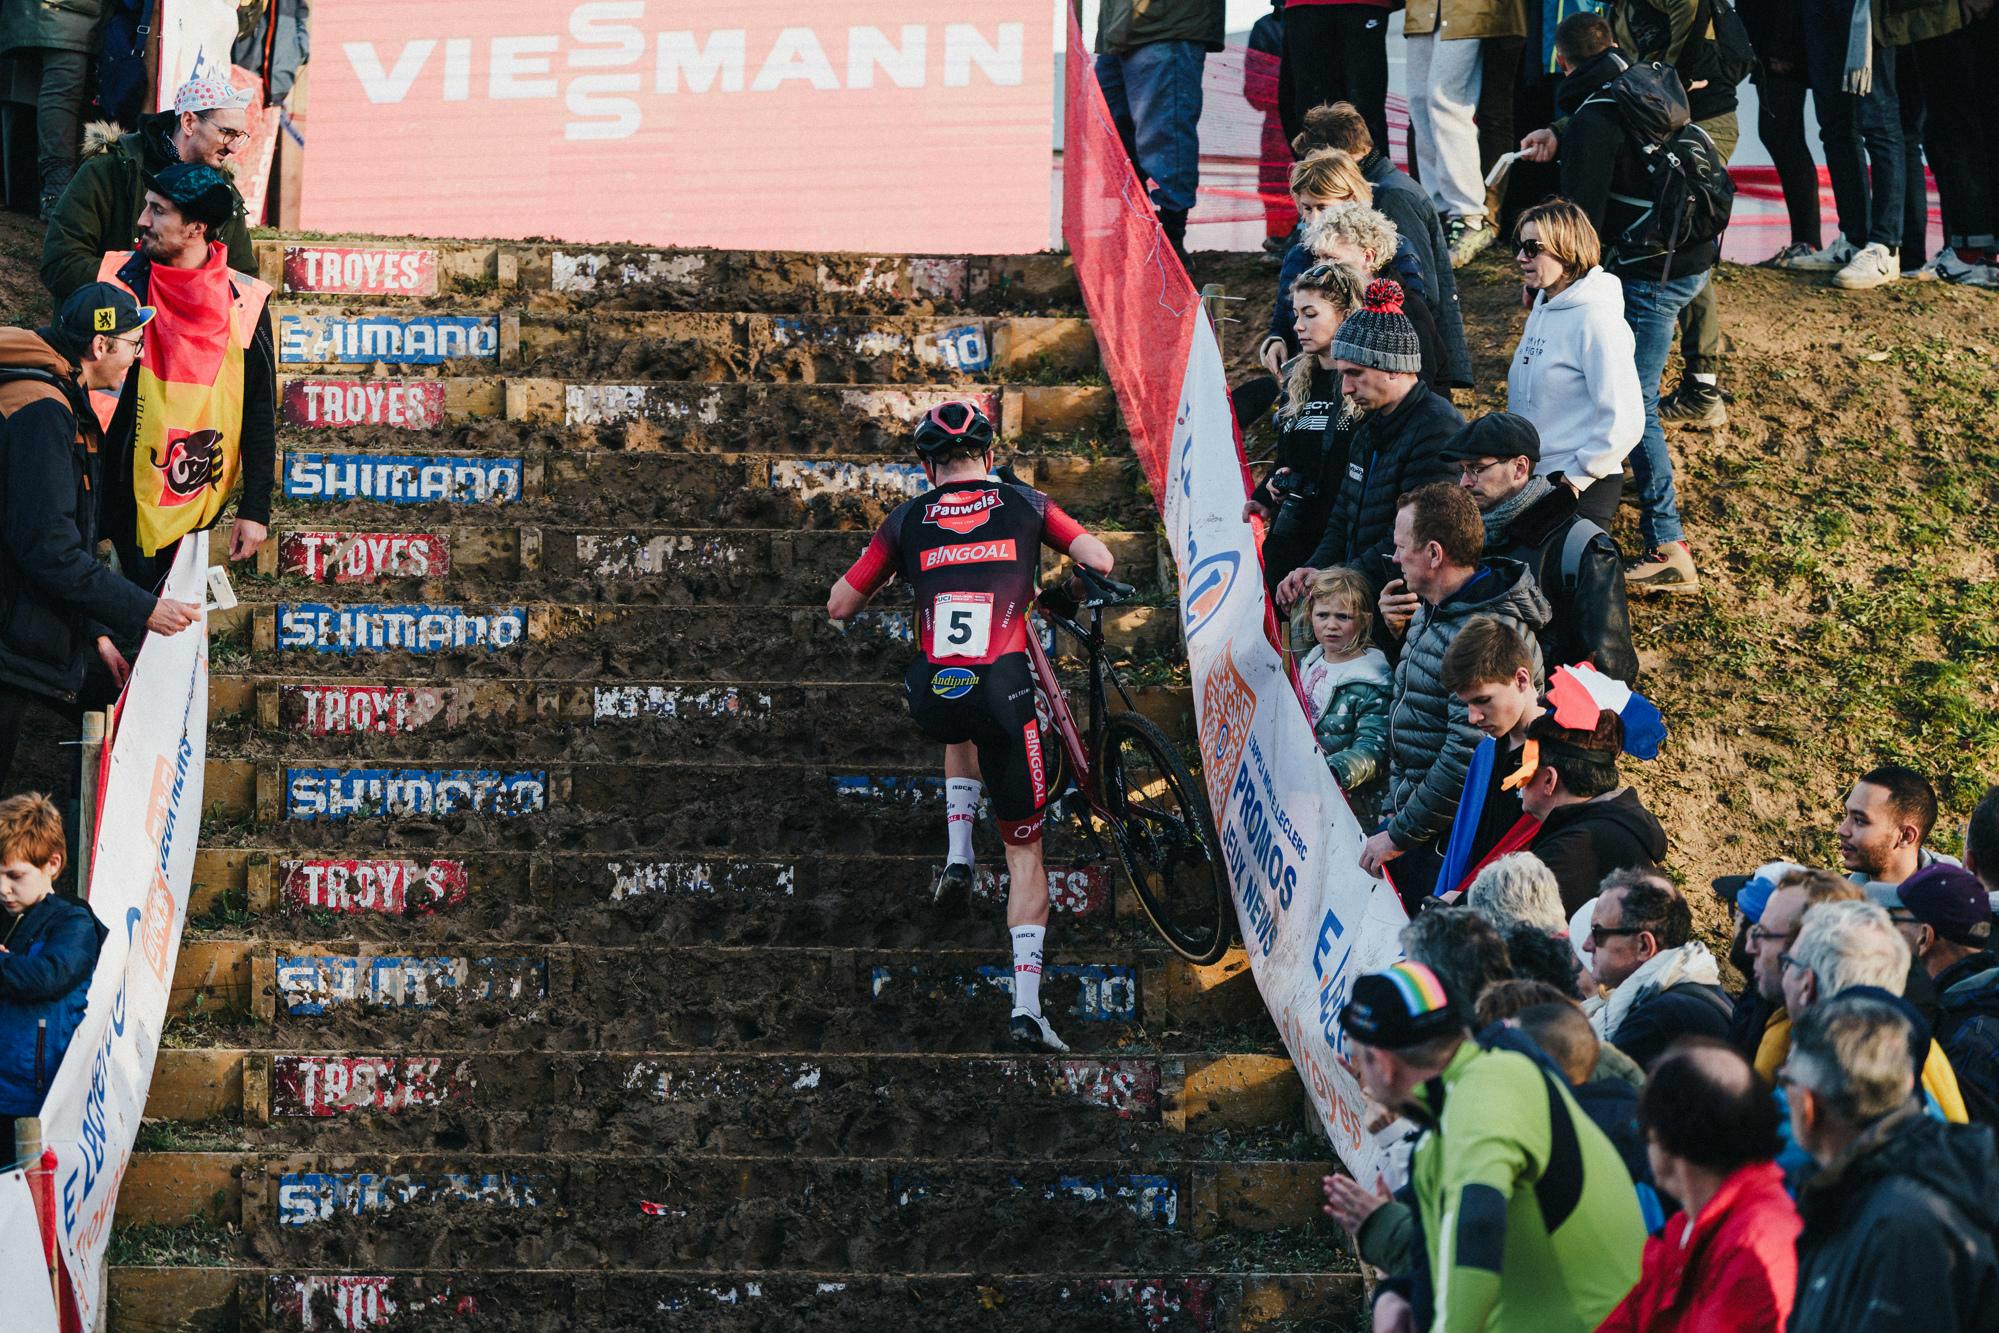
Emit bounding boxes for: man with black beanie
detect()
[1275,279,1464,609]
[95,160,275,593]
[0,284,199,790]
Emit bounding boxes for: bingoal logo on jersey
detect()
[923,489,1001,534]
[921,539,1016,570]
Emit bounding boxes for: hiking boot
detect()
[1785,236,1858,272]
[1834,242,1900,290]
[1763,241,1817,267]
[1624,541,1701,595]
[1446,218,1495,268]
[1010,1008,1070,1053]
[1262,231,1293,255]
[931,862,974,916]
[1661,380,1727,428]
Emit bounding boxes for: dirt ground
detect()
[1194,246,1999,954]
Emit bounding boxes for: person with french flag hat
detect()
[1335,957,1646,1332]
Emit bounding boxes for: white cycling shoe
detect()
[1010,1008,1069,1053]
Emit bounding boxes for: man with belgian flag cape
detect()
[96,160,274,590]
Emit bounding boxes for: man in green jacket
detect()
[40,74,256,303]
[1340,960,1644,1331]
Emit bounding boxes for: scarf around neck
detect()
[1481,474,1554,546]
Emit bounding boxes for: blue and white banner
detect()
[39,535,209,1331]
[1164,311,1410,1186]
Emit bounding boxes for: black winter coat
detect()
[0,331,156,702]
[1790,1105,1999,1333]
[1608,981,1733,1070]
[1485,477,1638,683]
[1309,381,1465,593]
[1530,788,1669,915]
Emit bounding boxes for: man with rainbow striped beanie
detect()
[1339,960,1644,1331]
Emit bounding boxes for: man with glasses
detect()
[1580,869,1730,1070]
[40,75,258,303]
[0,284,200,792]
[1434,412,1635,684]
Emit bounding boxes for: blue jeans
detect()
[1096,41,1207,215]
[1622,270,1708,548]
[1802,0,1906,249]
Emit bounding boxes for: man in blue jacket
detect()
[0,282,199,792]
[0,793,106,1139]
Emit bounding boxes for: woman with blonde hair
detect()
[1258,150,1433,379]
[1301,203,1443,387]
[1244,260,1366,592]
[1506,198,1644,532]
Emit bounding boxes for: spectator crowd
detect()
[1098,3,1999,1330]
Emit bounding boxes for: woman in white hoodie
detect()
[1506,200,1645,532]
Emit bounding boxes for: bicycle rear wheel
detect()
[1097,711,1232,965]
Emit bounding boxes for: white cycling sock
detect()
[945,778,982,867]
[1011,924,1046,1015]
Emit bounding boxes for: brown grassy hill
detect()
[1198,245,1999,943]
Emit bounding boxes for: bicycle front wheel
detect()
[1098,710,1232,965]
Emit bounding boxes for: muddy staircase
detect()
[109,238,1362,1330]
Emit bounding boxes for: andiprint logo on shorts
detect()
[920,539,1016,570]
[923,489,1000,535]
[931,666,978,700]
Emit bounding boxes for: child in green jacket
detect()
[1296,567,1392,821]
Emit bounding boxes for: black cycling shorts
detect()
[903,653,1064,844]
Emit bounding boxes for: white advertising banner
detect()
[1164,311,1410,1185]
[0,1168,59,1330]
[39,535,209,1331]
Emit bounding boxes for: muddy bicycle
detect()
[1027,565,1233,966]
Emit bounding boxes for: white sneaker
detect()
[1009,1007,1069,1053]
[1834,242,1900,290]
[1785,236,1858,272]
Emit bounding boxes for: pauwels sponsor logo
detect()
[923,489,999,535]
[920,539,1015,570]
[1182,550,1239,643]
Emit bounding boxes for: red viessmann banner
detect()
[300,1,1054,253]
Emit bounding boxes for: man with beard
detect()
[96,162,274,591]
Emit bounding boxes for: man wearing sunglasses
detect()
[40,75,258,304]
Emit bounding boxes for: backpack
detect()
[1697,0,1758,89]
[1585,63,1736,276]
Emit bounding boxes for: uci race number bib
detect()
[932,592,994,659]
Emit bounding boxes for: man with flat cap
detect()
[1439,411,1635,683]
[95,160,275,590]
[41,74,259,303]
[0,284,201,789]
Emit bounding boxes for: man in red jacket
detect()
[1598,1038,1800,1332]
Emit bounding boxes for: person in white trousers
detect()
[1403,0,1522,266]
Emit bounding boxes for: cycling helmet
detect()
[912,401,995,460]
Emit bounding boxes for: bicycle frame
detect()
[1022,597,1140,825]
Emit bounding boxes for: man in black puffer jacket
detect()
[1361,484,1552,905]
[1442,412,1637,683]
[1276,279,1464,611]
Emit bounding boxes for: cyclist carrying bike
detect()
[827,402,1114,1053]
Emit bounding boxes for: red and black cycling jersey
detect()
[841,479,1087,665]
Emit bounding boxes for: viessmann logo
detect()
[921,539,1016,570]
[923,490,1000,535]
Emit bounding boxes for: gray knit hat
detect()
[1331,278,1422,373]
